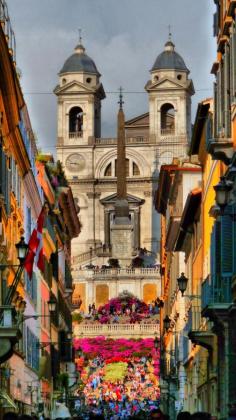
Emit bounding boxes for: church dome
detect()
[151,40,189,72]
[59,43,100,75]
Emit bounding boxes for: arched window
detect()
[132,162,140,176]
[104,162,112,177]
[69,106,83,137]
[160,103,175,135]
[115,158,129,177]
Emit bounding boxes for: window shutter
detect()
[221,61,225,129]
[210,227,216,282]
[232,24,236,101]
[221,214,233,275]
[32,272,37,303]
[211,221,221,292]
[225,44,231,137]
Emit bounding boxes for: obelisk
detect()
[111,88,134,267]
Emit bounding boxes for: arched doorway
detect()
[96,284,109,308]
[73,283,86,311]
[143,284,157,304]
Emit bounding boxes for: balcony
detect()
[74,323,160,339]
[201,275,232,320]
[69,132,83,139]
[188,303,215,352]
[160,128,175,137]
[0,306,22,363]
[206,136,233,165]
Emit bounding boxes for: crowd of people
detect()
[75,355,160,419]
[78,296,161,326]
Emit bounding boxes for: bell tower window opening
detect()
[69,106,83,138]
[160,103,175,135]
[115,158,129,177]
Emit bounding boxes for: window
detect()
[133,162,140,176]
[69,106,83,134]
[160,103,175,135]
[86,77,92,83]
[104,162,112,177]
[177,74,182,80]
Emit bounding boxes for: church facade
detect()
[55,38,194,310]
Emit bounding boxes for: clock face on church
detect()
[65,153,85,172]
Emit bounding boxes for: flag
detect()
[24,207,46,278]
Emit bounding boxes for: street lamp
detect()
[15,236,29,265]
[48,297,57,313]
[177,273,188,296]
[214,176,233,210]
[1,237,29,306]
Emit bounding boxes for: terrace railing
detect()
[74,322,160,338]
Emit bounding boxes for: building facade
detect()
[55,37,194,309]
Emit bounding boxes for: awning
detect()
[0,390,17,409]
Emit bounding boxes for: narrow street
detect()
[0,0,236,419]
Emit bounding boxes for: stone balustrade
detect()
[74,323,160,338]
[69,132,83,138]
[72,267,160,278]
[95,137,150,145]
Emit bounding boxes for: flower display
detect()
[74,336,160,362]
[104,362,128,382]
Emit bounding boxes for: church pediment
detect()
[125,112,149,128]
[54,80,97,95]
[100,193,145,206]
[148,78,186,91]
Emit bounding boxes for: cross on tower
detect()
[168,25,172,41]
[118,87,124,110]
[78,28,82,44]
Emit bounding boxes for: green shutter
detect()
[221,215,233,275]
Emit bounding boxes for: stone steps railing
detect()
[74,323,160,338]
[72,245,103,264]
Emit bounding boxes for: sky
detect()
[8,0,216,154]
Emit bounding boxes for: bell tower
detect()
[54,40,105,155]
[55,41,105,254]
[145,37,194,167]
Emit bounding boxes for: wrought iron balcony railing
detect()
[201,275,232,314]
